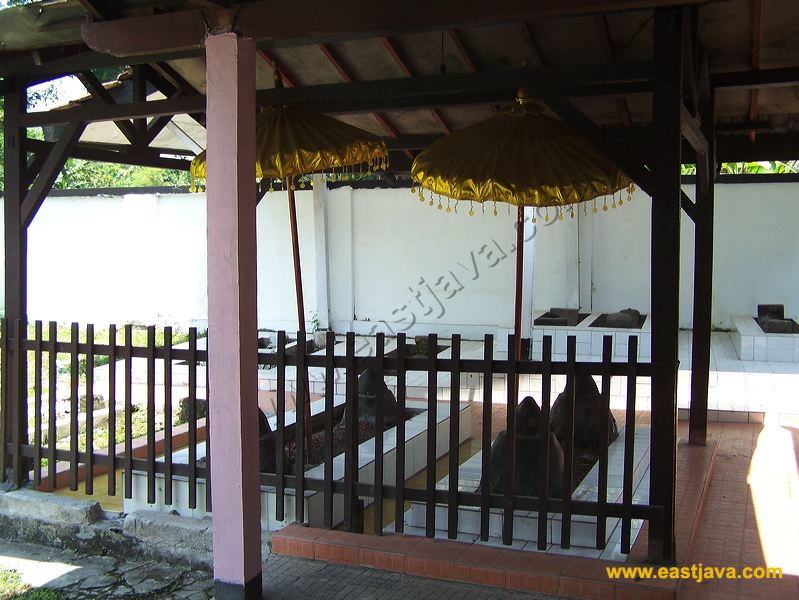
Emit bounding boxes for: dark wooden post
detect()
[649,7,683,562]
[2,79,28,484]
[689,89,715,446]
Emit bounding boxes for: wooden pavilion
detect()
[2,1,799,598]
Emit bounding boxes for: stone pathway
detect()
[0,541,214,599]
[0,539,555,600]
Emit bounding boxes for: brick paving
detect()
[676,419,799,600]
[0,539,556,599]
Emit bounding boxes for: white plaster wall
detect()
[20,190,318,330]
[5,182,799,334]
[338,187,519,337]
[708,183,799,329]
[530,209,579,311]
[255,188,317,331]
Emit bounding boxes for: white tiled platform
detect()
[123,398,472,530]
[399,426,650,561]
[526,310,651,360]
[730,314,799,362]
[258,331,799,421]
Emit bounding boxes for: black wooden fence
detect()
[0,319,663,557]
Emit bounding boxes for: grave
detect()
[124,396,471,530]
[400,424,650,559]
[528,310,651,360]
[732,304,799,362]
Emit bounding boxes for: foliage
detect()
[0,570,27,600]
[53,161,190,190]
[681,161,799,175]
[0,69,191,192]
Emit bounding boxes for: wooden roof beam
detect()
[76,71,141,144]
[81,0,711,58]
[594,14,634,127]
[317,43,413,159]
[521,22,547,68]
[379,36,452,134]
[748,0,763,142]
[18,61,654,127]
[257,49,300,87]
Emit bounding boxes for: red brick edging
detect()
[272,442,720,600]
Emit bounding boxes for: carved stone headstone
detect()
[757,304,784,321]
[478,397,565,498]
[760,318,794,333]
[551,374,619,450]
[340,367,399,428]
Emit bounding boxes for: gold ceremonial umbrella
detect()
[411,91,632,360]
[191,103,388,459]
[191,104,388,332]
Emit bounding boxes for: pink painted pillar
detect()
[205,33,262,599]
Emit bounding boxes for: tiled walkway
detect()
[677,418,799,599]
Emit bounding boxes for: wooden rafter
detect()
[521,22,547,68]
[21,122,87,227]
[448,30,500,113]
[76,70,140,144]
[257,49,300,88]
[448,30,478,71]
[594,14,633,127]
[79,0,711,58]
[317,43,414,159]
[749,0,763,142]
[18,62,655,128]
[379,37,452,134]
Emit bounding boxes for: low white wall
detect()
[547,183,799,330]
[2,181,798,334]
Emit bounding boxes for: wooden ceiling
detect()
[1,0,798,166]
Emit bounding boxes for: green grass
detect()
[0,570,27,599]
[0,570,62,600]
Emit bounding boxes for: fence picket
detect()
[33,321,43,487]
[163,326,173,506]
[187,327,197,509]
[47,322,57,490]
[560,336,577,549]
[374,333,385,535]
[276,331,286,521]
[68,322,79,491]
[479,334,493,541]
[393,333,407,534]
[425,333,438,538]
[537,336,553,550]
[596,335,613,548]
[124,325,133,499]
[107,324,117,497]
[85,324,95,495]
[621,336,639,553]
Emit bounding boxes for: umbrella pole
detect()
[287,184,306,330]
[287,182,313,461]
